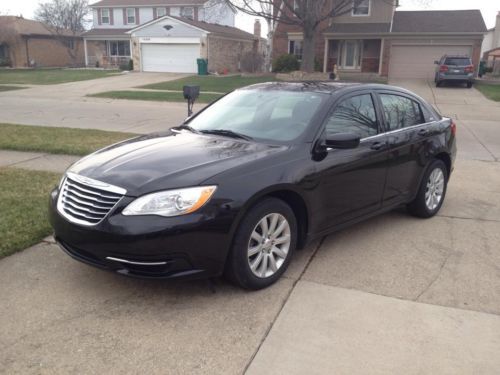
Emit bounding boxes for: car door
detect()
[313,91,389,232]
[374,90,433,206]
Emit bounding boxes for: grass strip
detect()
[0,123,136,156]
[89,90,222,103]
[0,168,60,259]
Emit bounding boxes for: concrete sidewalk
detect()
[0,150,79,173]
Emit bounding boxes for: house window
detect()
[180,7,194,20]
[352,0,370,16]
[156,7,167,17]
[101,8,110,24]
[65,39,75,49]
[293,0,299,11]
[108,41,130,57]
[0,44,7,59]
[289,40,303,61]
[126,8,136,24]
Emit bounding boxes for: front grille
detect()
[57,173,126,226]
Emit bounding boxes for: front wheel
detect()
[407,159,448,218]
[467,81,473,88]
[225,198,297,290]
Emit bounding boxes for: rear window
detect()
[444,57,471,66]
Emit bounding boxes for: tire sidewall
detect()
[227,198,297,290]
[417,160,448,217]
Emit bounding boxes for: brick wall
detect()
[207,35,255,73]
[24,36,84,67]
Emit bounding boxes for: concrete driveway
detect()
[0,72,202,134]
[1,80,500,374]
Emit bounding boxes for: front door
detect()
[314,91,389,232]
[342,41,359,69]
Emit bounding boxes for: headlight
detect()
[122,186,217,217]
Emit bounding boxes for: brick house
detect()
[0,16,84,68]
[83,0,249,71]
[273,0,487,79]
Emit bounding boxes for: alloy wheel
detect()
[247,213,291,278]
[425,168,445,211]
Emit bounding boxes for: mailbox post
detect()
[183,85,200,117]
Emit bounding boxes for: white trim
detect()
[378,38,385,75]
[323,39,329,73]
[351,0,370,17]
[138,37,200,44]
[156,7,167,17]
[101,8,110,25]
[127,15,209,35]
[84,38,88,66]
[126,8,136,25]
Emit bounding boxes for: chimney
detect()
[494,11,500,49]
[254,19,261,38]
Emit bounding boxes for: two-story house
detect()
[481,11,500,69]
[83,0,246,71]
[273,0,486,80]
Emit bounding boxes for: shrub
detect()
[128,59,134,71]
[314,58,323,72]
[0,57,11,67]
[241,51,264,73]
[272,54,300,72]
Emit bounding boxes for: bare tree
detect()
[203,0,234,24]
[35,0,90,65]
[223,0,370,72]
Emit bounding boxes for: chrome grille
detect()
[57,172,126,226]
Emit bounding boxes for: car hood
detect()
[68,131,287,196]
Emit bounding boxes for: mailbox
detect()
[183,85,200,101]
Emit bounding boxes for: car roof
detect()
[239,81,410,96]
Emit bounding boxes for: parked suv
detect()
[434,55,475,88]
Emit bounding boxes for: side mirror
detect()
[325,132,360,149]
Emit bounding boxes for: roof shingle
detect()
[0,16,80,37]
[392,10,487,33]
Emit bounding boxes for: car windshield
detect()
[444,58,470,66]
[186,89,326,142]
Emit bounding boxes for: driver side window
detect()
[325,94,378,139]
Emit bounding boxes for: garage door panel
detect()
[389,45,472,79]
[142,44,199,73]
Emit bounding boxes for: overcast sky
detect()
[1,0,498,32]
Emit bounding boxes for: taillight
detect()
[464,65,474,73]
[450,121,456,136]
[439,65,448,72]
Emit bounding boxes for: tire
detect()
[407,159,448,218]
[225,198,297,290]
[467,82,473,88]
[435,80,442,87]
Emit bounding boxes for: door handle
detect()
[370,142,384,151]
[418,129,429,136]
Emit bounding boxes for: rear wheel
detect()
[225,198,297,290]
[436,80,442,87]
[407,159,448,218]
[467,81,473,88]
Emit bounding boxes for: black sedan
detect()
[49,82,456,289]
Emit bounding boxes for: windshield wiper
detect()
[200,129,254,141]
[173,124,201,134]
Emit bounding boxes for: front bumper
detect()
[49,188,236,280]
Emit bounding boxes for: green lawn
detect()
[139,75,278,93]
[0,123,136,156]
[0,68,120,85]
[0,85,27,92]
[89,90,223,103]
[0,168,60,259]
[476,83,500,102]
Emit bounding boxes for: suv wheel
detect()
[436,80,442,87]
[407,159,448,218]
[225,198,297,290]
[467,82,473,88]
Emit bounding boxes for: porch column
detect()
[323,39,328,73]
[378,38,384,76]
[84,38,88,67]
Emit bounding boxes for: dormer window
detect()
[126,8,136,24]
[181,7,194,20]
[101,8,110,24]
[157,7,167,18]
[352,0,370,16]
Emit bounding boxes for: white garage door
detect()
[141,43,199,73]
[389,45,472,79]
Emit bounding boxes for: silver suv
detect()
[434,55,474,88]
